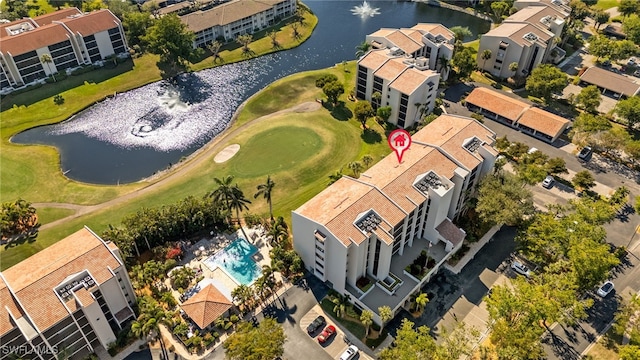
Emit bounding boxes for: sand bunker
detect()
[214,144,241,163]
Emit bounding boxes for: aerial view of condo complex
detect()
[2,0,640,359]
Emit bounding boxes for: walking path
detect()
[32,102,322,230]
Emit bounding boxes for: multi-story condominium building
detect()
[292,115,497,323]
[0,8,128,94]
[355,48,440,129]
[180,0,296,48]
[477,3,568,78]
[0,227,136,360]
[365,23,455,80]
[514,0,571,13]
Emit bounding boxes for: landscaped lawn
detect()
[0,62,391,270]
[594,0,619,10]
[36,207,77,226]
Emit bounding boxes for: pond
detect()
[11,0,489,184]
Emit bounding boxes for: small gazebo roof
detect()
[181,284,232,329]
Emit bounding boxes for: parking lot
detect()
[300,306,375,360]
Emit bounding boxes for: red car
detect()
[317,325,336,343]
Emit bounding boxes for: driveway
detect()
[204,275,332,360]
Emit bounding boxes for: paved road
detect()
[542,246,640,360]
[204,275,332,360]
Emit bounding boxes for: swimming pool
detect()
[202,238,261,285]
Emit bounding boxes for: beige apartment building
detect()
[477,2,569,78]
[355,48,441,129]
[0,227,136,360]
[292,115,498,323]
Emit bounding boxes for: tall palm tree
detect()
[415,292,429,312]
[39,54,56,82]
[355,41,371,58]
[208,40,222,63]
[480,49,492,70]
[332,294,351,318]
[132,305,170,360]
[229,186,251,240]
[209,175,235,223]
[362,155,373,168]
[509,62,519,79]
[254,175,276,221]
[360,310,374,337]
[438,55,452,80]
[231,284,254,312]
[267,220,288,246]
[348,161,363,178]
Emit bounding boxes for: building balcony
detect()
[353,238,450,316]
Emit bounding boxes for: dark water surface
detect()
[12,1,489,184]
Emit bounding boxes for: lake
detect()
[12,0,489,184]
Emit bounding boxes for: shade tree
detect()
[322,81,345,105]
[353,100,374,129]
[475,172,535,226]
[574,85,601,113]
[223,317,286,360]
[525,64,568,103]
[615,96,640,130]
[142,14,200,75]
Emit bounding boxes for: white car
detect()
[542,175,555,189]
[511,261,531,278]
[340,345,359,360]
[597,281,614,297]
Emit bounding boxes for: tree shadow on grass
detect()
[361,128,382,144]
[323,101,352,121]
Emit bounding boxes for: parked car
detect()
[542,175,555,189]
[597,281,614,297]
[318,324,336,343]
[306,315,326,334]
[511,260,531,278]
[602,59,612,67]
[339,345,359,360]
[634,70,640,77]
[627,57,636,67]
[578,146,593,161]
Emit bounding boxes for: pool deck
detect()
[171,226,281,303]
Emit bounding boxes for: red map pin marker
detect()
[388,129,412,163]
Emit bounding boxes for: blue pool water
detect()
[202,239,261,285]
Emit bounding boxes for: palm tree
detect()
[371,91,381,109]
[132,305,170,360]
[291,22,301,39]
[40,53,56,82]
[209,175,235,223]
[236,34,253,55]
[327,169,343,186]
[360,310,374,337]
[229,186,251,241]
[254,175,276,221]
[378,305,393,329]
[480,49,492,70]
[231,284,254,312]
[362,155,373,168]
[348,161,363,178]
[332,293,351,318]
[355,41,371,58]
[267,219,288,246]
[438,54,452,80]
[509,62,519,79]
[267,30,279,49]
[208,40,222,63]
[415,292,429,312]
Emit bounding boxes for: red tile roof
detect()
[1,228,123,332]
[465,87,530,121]
[181,284,232,329]
[0,23,70,56]
[57,9,120,36]
[33,7,82,26]
[517,107,570,138]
